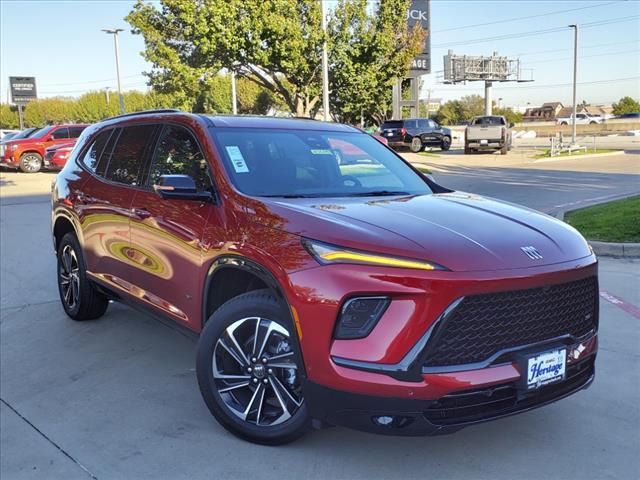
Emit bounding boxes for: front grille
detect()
[423,276,598,367]
[424,357,594,425]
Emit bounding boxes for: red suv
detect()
[51,111,598,444]
[1,124,87,172]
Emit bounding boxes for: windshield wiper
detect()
[346,190,411,197]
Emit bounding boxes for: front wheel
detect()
[19,152,43,173]
[197,290,310,445]
[440,136,451,151]
[410,137,423,153]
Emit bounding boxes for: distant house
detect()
[555,104,614,120]
[523,102,564,121]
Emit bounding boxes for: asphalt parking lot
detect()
[1,148,639,479]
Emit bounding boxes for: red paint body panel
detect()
[1,124,87,166]
[51,113,598,411]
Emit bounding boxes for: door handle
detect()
[131,208,151,219]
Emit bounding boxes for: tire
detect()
[19,152,43,173]
[589,121,597,125]
[440,136,451,151]
[57,232,109,320]
[560,121,568,126]
[500,144,508,155]
[197,289,310,445]
[464,144,472,154]
[410,137,423,153]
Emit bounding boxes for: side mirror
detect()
[509,122,515,128]
[153,174,213,202]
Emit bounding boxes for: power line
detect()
[40,74,145,88]
[525,49,640,65]
[516,40,640,57]
[433,15,639,48]
[433,1,624,33]
[436,76,640,91]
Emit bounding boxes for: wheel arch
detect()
[52,211,83,254]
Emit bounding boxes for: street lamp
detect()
[102,28,125,114]
[320,0,330,121]
[569,24,579,145]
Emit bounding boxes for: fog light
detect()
[373,415,394,426]
[334,296,390,339]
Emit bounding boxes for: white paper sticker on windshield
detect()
[226,146,249,173]
[311,149,333,155]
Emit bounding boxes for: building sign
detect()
[9,76,37,104]
[408,0,431,75]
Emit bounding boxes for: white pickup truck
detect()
[464,116,513,155]
[555,112,603,125]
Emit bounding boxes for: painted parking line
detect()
[599,289,640,320]
[542,191,640,215]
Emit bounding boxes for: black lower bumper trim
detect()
[303,356,595,436]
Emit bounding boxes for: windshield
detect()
[11,127,38,140]
[472,116,505,126]
[211,128,432,198]
[30,126,54,138]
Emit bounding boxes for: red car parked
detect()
[1,124,87,172]
[44,142,76,170]
[51,111,598,444]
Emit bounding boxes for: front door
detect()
[129,124,215,328]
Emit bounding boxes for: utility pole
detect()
[231,71,238,115]
[425,88,432,118]
[320,0,330,121]
[104,87,110,104]
[484,81,492,115]
[102,28,125,114]
[569,24,579,145]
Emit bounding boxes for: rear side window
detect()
[381,121,403,129]
[417,119,428,129]
[68,126,86,139]
[148,125,211,192]
[104,125,156,186]
[52,128,69,140]
[80,130,113,173]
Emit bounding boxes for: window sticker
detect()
[225,146,249,173]
[310,149,333,155]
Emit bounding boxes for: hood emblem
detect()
[521,246,543,260]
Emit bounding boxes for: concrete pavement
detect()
[1,160,639,479]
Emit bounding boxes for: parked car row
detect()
[0,124,87,172]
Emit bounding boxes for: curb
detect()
[556,210,640,258]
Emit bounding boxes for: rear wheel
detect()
[57,232,109,320]
[197,290,310,445]
[440,136,451,151]
[410,137,423,153]
[19,152,42,173]
[464,144,472,154]
[500,144,508,155]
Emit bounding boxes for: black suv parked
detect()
[380,119,452,152]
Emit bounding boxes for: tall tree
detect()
[612,96,640,115]
[328,0,424,125]
[127,0,423,118]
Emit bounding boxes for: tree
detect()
[0,104,20,129]
[327,0,424,125]
[433,95,484,125]
[127,0,423,119]
[612,96,640,115]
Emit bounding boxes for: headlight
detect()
[302,239,447,271]
[9,144,18,151]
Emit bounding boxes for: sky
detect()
[0,0,638,109]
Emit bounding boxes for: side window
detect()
[148,125,211,192]
[104,125,156,186]
[51,128,69,140]
[417,119,428,130]
[428,120,437,129]
[68,126,86,139]
[80,130,113,173]
[404,120,417,129]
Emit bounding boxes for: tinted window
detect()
[381,121,403,129]
[104,125,156,186]
[68,126,86,138]
[148,125,211,192]
[212,128,432,197]
[404,120,418,129]
[472,117,505,126]
[31,126,54,138]
[51,128,69,139]
[80,130,113,173]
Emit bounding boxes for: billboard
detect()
[407,0,431,75]
[9,76,37,104]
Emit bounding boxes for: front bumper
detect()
[305,354,595,436]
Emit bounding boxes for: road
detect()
[1,155,639,480]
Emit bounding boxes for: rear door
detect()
[380,121,404,142]
[77,124,158,292]
[45,127,71,151]
[129,124,215,328]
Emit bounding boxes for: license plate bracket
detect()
[519,348,567,391]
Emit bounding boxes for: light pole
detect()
[320,0,330,121]
[569,24,579,145]
[231,71,238,115]
[102,28,125,114]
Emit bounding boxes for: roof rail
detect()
[104,108,182,121]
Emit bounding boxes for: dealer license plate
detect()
[526,348,566,390]
[480,139,488,145]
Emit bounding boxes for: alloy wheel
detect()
[59,244,80,310]
[212,317,303,427]
[22,154,42,172]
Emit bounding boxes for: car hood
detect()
[254,192,592,272]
